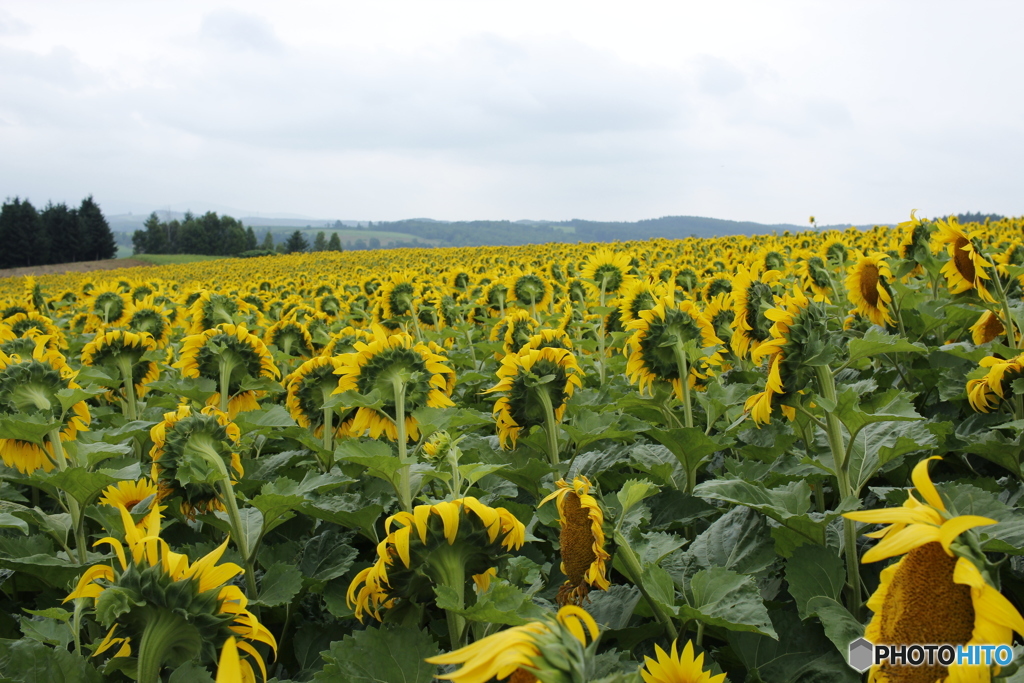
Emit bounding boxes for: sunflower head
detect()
[81,329,161,399]
[540,476,611,606]
[490,309,540,358]
[731,268,781,359]
[932,217,996,302]
[123,296,173,347]
[484,347,584,449]
[641,640,726,683]
[511,272,551,310]
[580,249,633,296]
[149,405,243,519]
[285,354,354,438]
[966,353,1024,413]
[619,280,665,324]
[87,283,130,328]
[264,319,315,358]
[845,251,896,327]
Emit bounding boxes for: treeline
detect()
[0,196,118,268]
[132,212,259,256]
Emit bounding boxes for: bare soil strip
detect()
[0,258,150,281]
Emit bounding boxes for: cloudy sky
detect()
[1,1,1021,224]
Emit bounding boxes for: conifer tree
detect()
[261,230,275,250]
[0,198,46,268]
[78,195,117,260]
[327,232,343,251]
[313,231,328,251]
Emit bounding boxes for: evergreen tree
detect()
[177,214,209,254]
[261,230,275,250]
[0,198,46,268]
[41,202,78,264]
[136,212,168,254]
[78,196,117,260]
[327,233,342,251]
[313,231,328,251]
[245,226,258,251]
[221,216,248,255]
[285,230,309,253]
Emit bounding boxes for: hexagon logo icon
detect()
[848,637,874,672]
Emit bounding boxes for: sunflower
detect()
[969,310,1007,346]
[81,330,160,420]
[478,279,510,318]
[263,319,314,358]
[346,497,526,623]
[539,477,611,606]
[897,210,933,274]
[624,295,723,401]
[86,282,130,329]
[65,503,275,681]
[122,296,173,347]
[0,340,90,473]
[798,253,834,301]
[521,328,574,354]
[932,217,996,302]
[703,292,735,353]
[2,311,67,349]
[966,353,1024,413]
[510,272,552,316]
[333,324,455,442]
[730,267,781,359]
[320,326,373,357]
[187,291,242,334]
[844,457,1024,683]
[823,238,849,267]
[846,251,896,327]
[174,323,281,418]
[377,272,419,320]
[285,355,353,450]
[619,279,666,324]
[98,478,162,513]
[490,309,539,359]
[484,347,584,457]
[426,605,599,683]
[641,640,726,683]
[580,248,633,297]
[149,405,243,519]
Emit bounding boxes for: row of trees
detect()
[132,212,260,256]
[0,196,118,268]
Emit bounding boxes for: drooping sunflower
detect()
[846,251,896,327]
[0,340,90,473]
[969,310,1007,346]
[187,291,242,334]
[539,477,611,606]
[320,326,373,357]
[521,328,574,354]
[333,324,455,442]
[580,248,634,297]
[966,353,1024,413]
[284,355,354,450]
[490,309,539,359]
[897,210,933,275]
[484,347,584,452]
[346,497,526,623]
[149,405,243,519]
[377,272,419,320]
[844,457,1024,683]
[640,640,726,683]
[426,605,599,683]
[932,217,996,302]
[797,253,834,301]
[510,272,552,317]
[730,267,781,359]
[478,279,510,318]
[174,323,281,418]
[624,295,723,400]
[65,503,275,681]
[702,292,735,353]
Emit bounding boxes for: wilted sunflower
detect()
[844,457,1024,683]
[966,353,1024,413]
[623,295,723,402]
[932,217,996,302]
[846,251,896,327]
[81,330,159,420]
[333,324,455,442]
[730,267,781,359]
[285,355,353,450]
[0,340,90,473]
[640,640,725,683]
[580,249,633,297]
[484,347,584,460]
[426,605,599,683]
[65,503,275,681]
[540,477,611,606]
[490,309,539,358]
[149,405,243,519]
[346,497,525,629]
[174,323,281,418]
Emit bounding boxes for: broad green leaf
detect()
[0,514,28,536]
[235,405,296,430]
[646,427,732,489]
[785,545,846,619]
[616,479,659,518]
[0,637,104,683]
[846,419,937,495]
[72,440,134,468]
[563,409,649,453]
[261,470,354,497]
[434,581,545,626]
[254,563,303,607]
[938,483,1024,554]
[250,493,303,535]
[315,626,439,683]
[0,415,59,445]
[56,387,106,415]
[300,530,358,583]
[207,507,263,559]
[584,584,643,630]
[168,662,215,683]
[806,597,865,665]
[335,440,402,485]
[39,468,118,506]
[729,609,858,682]
[671,506,775,586]
[303,494,383,543]
[84,420,156,445]
[457,462,507,487]
[846,329,927,364]
[146,377,217,402]
[678,567,776,638]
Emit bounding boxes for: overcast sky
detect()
[1,1,1021,224]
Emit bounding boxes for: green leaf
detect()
[646,427,732,488]
[84,420,156,446]
[785,545,846,619]
[335,440,402,486]
[435,581,546,626]
[585,585,643,630]
[616,479,659,519]
[0,514,28,536]
[56,387,106,415]
[671,506,775,586]
[315,625,439,683]
[300,530,358,583]
[167,662,215,683]
[938,483,1024,554]
[254,563,303,607]
[846,419,937,495]
[563,409,648,453]
[235,405,296,430]
[249,493,302,535]
[73,440,134,468]
[0,638,104,683]
[39,468,118,507]
[847,329,927,364]
[806,597,864,665]
[729,609,858,682]
[0,414,59,444]
[302,494,383,543]
[95,585,144,627]
[678,567,776,638]
[146,377,217,402]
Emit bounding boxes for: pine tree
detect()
[327,233,343,251]
[285,230,309,253]
[41,202,78,264]
[78,196,117,260]
[246,226,258,251]
[313,231,328,251]
[261,230,275,250]
[0,198,46,267]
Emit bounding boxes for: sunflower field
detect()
[1,212,1024,682]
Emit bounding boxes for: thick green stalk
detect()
[613,529,679,641]
[597,275,608,385]
[430,546,467,649]
[392,376,412,512]
[48,428,87,564]
[322,403,333,454]
[991,268,1019,350]
[536,387,561,466]
[218,476,259,599]
[218,357,234,415]
[115,356,139,423]
[135,610,199,683]
[814,365,863,620]
[671,343,694,429]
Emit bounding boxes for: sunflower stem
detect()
[391,375,413,512]
[429,545,468,649]
[813,365,863,621]
[322,404,333,454]
[597,274,608,385]
[217,476,260,599]
[612,529,678,641]
[991,271,1019,350]
[695,621,705,648]
[671,343,694,429]
[536,386,561,466]
[115,355,142,460]
[135,609,201,683]
[48,428,87,565]
[218,357,235,415]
